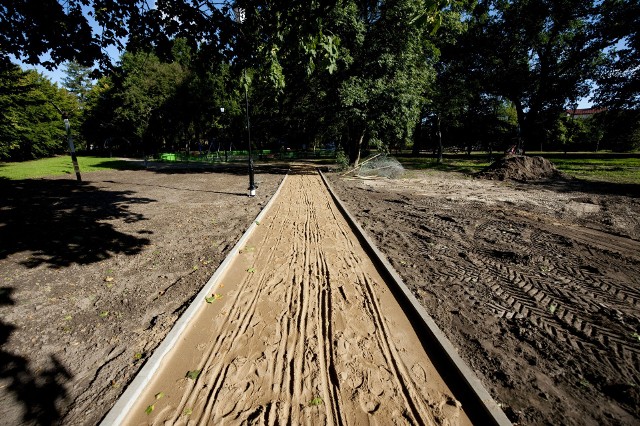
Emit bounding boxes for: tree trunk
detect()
[349,128,365,167]
[436,114,443,164]
[513,99,526,154]
[412,110,425,156]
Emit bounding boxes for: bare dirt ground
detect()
[328,169,640,425]
[124,168,469,425]
[2,159,639,426]
[0,163,285,425]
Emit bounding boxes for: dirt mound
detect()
[477,155,564,181]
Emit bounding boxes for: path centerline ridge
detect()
[119,170,471,425]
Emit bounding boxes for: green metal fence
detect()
[156,149,336,163]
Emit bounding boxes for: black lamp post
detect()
[234,6,256,197]
[63,114,82,182]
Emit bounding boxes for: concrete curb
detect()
[319,170,512,426]
[100,173,289,425]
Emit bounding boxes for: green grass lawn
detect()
[397,152,640,185]
[0,156,143,180]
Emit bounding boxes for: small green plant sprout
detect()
[155,392,165,400]
[246,267,256,273]
[183,408,193,416]
[548,303,557,315]
[63,315,72,321]
[99,311,109,318]
[134,352,143,360]
[193,265,199,271]
[145,404,154,415]
[309,397,323,406]
[186,369,201,380]
[399,260,407,266]
[579,377,591,388]
[632,332,640,342]
[205,294,223,303]
[255,220,260,225]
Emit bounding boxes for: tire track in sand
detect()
[123,170,470,425]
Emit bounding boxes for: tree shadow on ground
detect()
[0,178,153,268]
[514,176,640,198]
[0,287,72,424]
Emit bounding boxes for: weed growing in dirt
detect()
[309,397,324,406]
[183,408,193,416]
[335,150,349,171]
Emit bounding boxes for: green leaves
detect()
[144,391,164,415]
[186,369,201,380]
[205,294,223,303]
[0,65,76,161]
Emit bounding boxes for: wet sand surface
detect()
[124,169,471,425]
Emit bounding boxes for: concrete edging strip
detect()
[100,172,289,425]
[319,170,512,426]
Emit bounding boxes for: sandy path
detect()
[123,170,470,425]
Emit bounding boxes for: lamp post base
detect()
[248,157,256,197]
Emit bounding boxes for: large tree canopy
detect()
[0,63,78,160]
[594,0,640,109]
[455,0,615,150]
[2,0,639,162]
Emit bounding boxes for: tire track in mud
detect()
[123,171,468,425]
[329,176,640,424]
[350,191,640,390]
[437,209,638,384]
[469,219,640,370]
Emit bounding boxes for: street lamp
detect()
[234,6,256,197]
[63,114,82,182]
[218,107,226,162]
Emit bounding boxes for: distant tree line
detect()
[1,0,638,163]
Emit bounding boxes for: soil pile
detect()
[477,155,564,181]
